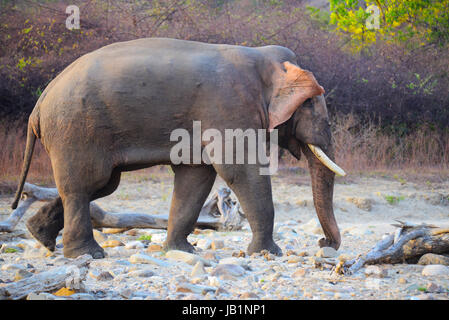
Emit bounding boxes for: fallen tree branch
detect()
[0,254,92,300]
[342,221,449,275]
[0,183,245,233]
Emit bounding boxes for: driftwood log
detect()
[340,220,449,275]
[0,254,92,300]
[0,183,245,233]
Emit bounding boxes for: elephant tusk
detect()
[307,144,346,177]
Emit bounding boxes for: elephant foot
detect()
[318,237,341,250]
[63,239,105,259]
[163,238,195,253]
[26,198,64,252]
[247,238,282,256]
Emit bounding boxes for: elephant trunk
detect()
[301,143,341,250]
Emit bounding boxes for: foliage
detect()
[137,235,152,241]
[329,0,449,52]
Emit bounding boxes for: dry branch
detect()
[0,183,245,233]
[342,221,449,275]
[0,254,92,300]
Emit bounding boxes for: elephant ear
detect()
[268,61,325,130]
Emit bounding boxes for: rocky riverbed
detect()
[0,170,448,300]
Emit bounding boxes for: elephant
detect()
[12,38,345,259]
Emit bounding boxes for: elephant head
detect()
[271,61,344,250]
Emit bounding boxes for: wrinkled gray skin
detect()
[13,38,340,259]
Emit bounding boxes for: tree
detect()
[329,0,449,52]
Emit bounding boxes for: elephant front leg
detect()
[213,164,282,256]
[164,165,217,253]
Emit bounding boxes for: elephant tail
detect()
[11,111,39,209]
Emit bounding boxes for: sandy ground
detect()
[0,168,448,300]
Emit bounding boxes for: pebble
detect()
[129,253,171,267]
[422,264,449,276]
[211,264,245,277]
[315,247,338,258]
[93,230,108,243]
[211,240,224,250]
[101,240,125,248]
[1,263,26,271]
[165,250,211,266]
[191,261,207,277]
[89,270,114,281]
[364,266,388,278]
[176,283,216,295]
[14,269,33,281]
[240,292,260,299]
[146,244,163,252]
[219,257,248,268]
[292,268,307,278]
[128,269,155,278]
[125,241,145,249]
[418,253,449,266]
[196,239,212,250]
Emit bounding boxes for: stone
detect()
[211,240,224,250]
[93,229,108,243]
[426,282,443,293]
[398,278,407,284]
[232,250,246,258]
[125,241,145,249]
[219,257,248,268]
[128,269,155,278]
[1,263,26,271]
[68,293,95,300]
[27,292,57,300]
[101,240,125,248]
[146,244,163,252]
[23,248,49,259]
[211,264,245,277]
[292,268,307,278]
[301,218,323,235]
[364,266,388,278]
[165,250,211,266]
[315,247,338,258]
[240,292,260,299]
[196,239,212,250]
[89,270,114,281]
[175,283,216,295]
[418,253,449,266]
[346,197,373,211]
[129,253,171,267]
[102,228,128,234]
[14,269,33,281]
[422,264,449,276]
[191,261,207,277]
[120,288,134,299]
[208,276,221,287]
[150,233,166,244]
[126,229,138,236]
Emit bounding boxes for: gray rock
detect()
[1,263,26,271]
[166,250,211,266]
[364,265,388,278]
[211,264,245,277]
[128,269,155,278]
[315,247,338,258]
[125,241,145,249]
[196,239,212,250]
[191,261,207,277]
[129,253,171,267]
[69,293,96,300]
[27,292,57,300]
[175,283,216,295]
[418,253,449,266]
[89,270,114,281]
[422,264,449,276]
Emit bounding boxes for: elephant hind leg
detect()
[164,165,216,252]
[26,197,64,252]
[25,167,121,253]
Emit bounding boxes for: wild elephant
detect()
[12,38,345,259]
